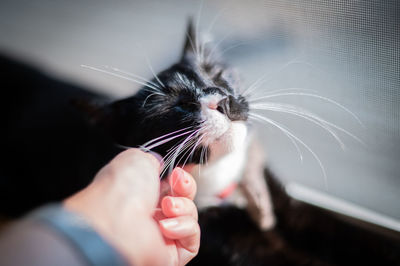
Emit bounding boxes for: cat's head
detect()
[99,20,249,169]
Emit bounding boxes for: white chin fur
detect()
[191,121,249,208]
[199,96,248,161]
[200,106,230,146]
[208,122,248,161]
[192,99,249,208]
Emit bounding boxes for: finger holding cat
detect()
[170,167,197,200]
[161,196,198,220]
[160,167,198,220]
[157,167,200,265]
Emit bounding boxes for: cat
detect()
[80,19,275,230]
[77,20,400,265]
[1,19,399,266]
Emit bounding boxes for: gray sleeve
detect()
[0,204,128,266]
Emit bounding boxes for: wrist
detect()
[64,191,159,266]
[28,203,128,266]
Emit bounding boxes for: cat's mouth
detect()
[199,98,247,142]
[199,108,231,145]
[198,93,248,149]
[204,121,248,162]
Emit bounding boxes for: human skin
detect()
[64,149,200,266]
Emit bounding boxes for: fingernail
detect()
[149,151,163,164]
[166,197,181,211]
[171,168,183,188]
[172,168,191,189]
[166,197,176,209]
[160,218,179,229]
[180,170,191,186]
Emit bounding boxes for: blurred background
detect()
[0,1,399,225]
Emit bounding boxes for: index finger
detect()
[111,148,162,172]
[102,148,162,209]
[169,168,197,200]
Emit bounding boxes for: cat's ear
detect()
[181,17,197,59]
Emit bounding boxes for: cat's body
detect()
[80,21,274,228]
[1,21,400,265]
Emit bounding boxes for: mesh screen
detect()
[0,0,398,220]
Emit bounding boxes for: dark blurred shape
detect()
[0,53,120,217]
[190,169,400,266]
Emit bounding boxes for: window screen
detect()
[0,0,398,225]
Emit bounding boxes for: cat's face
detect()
[104,21,249,169]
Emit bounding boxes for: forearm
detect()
[0,205,127,266]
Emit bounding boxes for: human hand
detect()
[64,149,199,266]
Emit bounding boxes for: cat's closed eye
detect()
[175,95,200,112]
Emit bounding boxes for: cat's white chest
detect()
[191,122,250,208]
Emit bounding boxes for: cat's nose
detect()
[206,100,219,110]
[216,96,249,121]
[216,97,229,115]
[206,97,227,111]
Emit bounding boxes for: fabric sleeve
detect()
[0,204,128,266]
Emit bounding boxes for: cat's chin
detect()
[207,121,248,162]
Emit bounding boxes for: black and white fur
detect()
[86,20,273,226]
[2,18,399,266]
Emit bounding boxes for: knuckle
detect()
[102,161,120,180]
[189,223,201,254]
[194,221,201,235]
[185,199,198,220]
[186,216,200,235]
[120,148,143,164]
[109,148,160,175]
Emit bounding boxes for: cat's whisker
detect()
[183,129,207,168]
[142,92,160,108]
[248,112,304,162]
[141,128,194,151]
[218,41,250,58]
[161,144,186,177]
[169,130,201,171]
[170,136,197,165]
[199,39,206,63]
[195,0,205,61]
[249,112,328,189]
[206,7,229,37]
[175,136,201,169]
[186,32,200,60]
[249,92,364,127]
[161,142,185,175]
[163,126,200,155]
[141,127,193,148]
[207,31,233,62]
[81,65,162,94]
[180,138,200,169]
[183,134,205,168]
[242,56,307,97]
[143,131,194,151]
[251,102,364,146]
[164,126,205,178]
[201,37,214,64]
[103,65,162,91]
[168,135,203,194]
[161,130,200,177]
[199,145,206,177]
[114,143,134,150]
[162,128,200,166]
[144,55,166,89]
[133,42,166,89]
[250,104,346,150]
[246,87,317,101]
